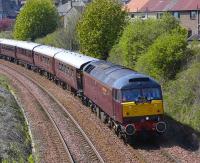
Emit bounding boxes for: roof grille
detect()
[85,64,95,73]
[129,78,149,82]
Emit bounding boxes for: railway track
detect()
[0,59,193,163]
[0,63,104,163]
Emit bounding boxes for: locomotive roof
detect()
[33,45,64,57]
[16,41,41,50]
[84,60,160,89]
[54,50,98,69]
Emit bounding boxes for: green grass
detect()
[164,54,200,132]
[0,75,34,162]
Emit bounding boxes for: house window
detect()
[190,11,197,20]
[173,12,180,19]
[157,13,163,19]
[140,14,146,19]
[188,29,192,37]
[131,13,135,18]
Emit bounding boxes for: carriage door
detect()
[77,70,83,90]
[112,89,122,121]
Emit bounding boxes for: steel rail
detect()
[0,62,105,163]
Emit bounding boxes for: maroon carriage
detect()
[15,41,40,67]
[0,39,17,61]
[33,45,63,77]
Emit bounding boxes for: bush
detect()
[108,13,180,69]
[0,31,13,39]
[135,29,189,81]
[164,61,200,131]
[36,28,79,50]
[14,0,59,41]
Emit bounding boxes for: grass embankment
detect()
[164,51,200,133]
[0,76,34,163]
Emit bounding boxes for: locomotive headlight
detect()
[146,116,149,120]
[128,106,132,109]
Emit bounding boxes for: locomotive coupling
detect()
[125,124,136,135]
[156,121,166,133]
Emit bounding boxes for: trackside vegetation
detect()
[0,76,33,162]
[14,0,59,41]
[164,44,200,131]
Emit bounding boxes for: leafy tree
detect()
[77,0,126,59]
[108,13,180,68]
[14,0,59,41]
[135,29,189,81]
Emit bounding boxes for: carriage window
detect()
[59,63,62,70]
[113,90,121,101]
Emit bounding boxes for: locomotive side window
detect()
[113,90,121,102]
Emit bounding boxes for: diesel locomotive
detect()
[0,38,166,141]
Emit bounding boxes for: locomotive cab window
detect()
[113,90,121,102]
[122,88,162,102]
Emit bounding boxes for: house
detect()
[57,0,90,28]
[125,0,200,36]
[0,0,20,20]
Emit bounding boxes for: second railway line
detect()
[0,63,104,163]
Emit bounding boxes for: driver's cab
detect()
[113,77,164,119]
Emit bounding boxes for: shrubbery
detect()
[36,28,79,50]
[108,13,180,69]
[164,60,200,131]
[135,29,189,81]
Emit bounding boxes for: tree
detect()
[108,13,180,69]
[77,0,126,60]
[14,0,59,41]
[135,29,189,81]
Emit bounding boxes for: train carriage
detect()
[83,60,166,136]
[0,39,18,61]
[33,45,63,77]
[15,41,40,68]
[54,50,98,92]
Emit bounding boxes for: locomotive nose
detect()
[156,121,166,133]
[125,124,136,135]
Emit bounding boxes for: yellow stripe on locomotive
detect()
[122,100,164,118]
